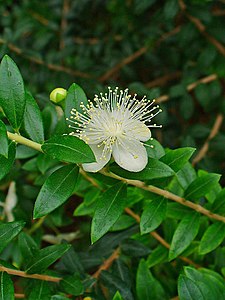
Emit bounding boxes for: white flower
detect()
[67,87,162,173]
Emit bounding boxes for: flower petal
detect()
[82,144,111,172]
[124,120,151,142]
[112,139,148,172]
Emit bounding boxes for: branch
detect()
[192,114,224,166]
[155,73,218,104]
[7,132,43,153]
[0,266,61,282]
[100,170,225,224]
[179,0,225,57]
[98,26,181,83]
[145,71,182,88]
[0,38,91,79]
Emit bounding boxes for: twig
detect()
[0,266,61,282]
[155,73,218,103]
[92,247,120,279]
[100,170,225,224]
[179,0,225,57]
[125,208,200,268]
[0,38,91,79]
[15,294,25,299]
[59,0,70,51]
[7,132,43,152]
[145,71,182,88]
[98,26,181,82]
[192,114,224,166]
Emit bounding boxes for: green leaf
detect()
[110,158,174,180]
[160,148,195,172]
[199,222,225,255]
[178,274,205,300]
[0,272,14,300]
[59,274,84,296]
[25,244,71,274]
[113,291,124,300]
[0,142,16,181]
[65,83,88,119]
[145,139,165,159]
[0,120,8,158]
[27,280,51,300]
[33,165,79,218]
[136,259,166,300]
[140,197,167,234]
[169,213,200,260]
[146,245,168,268]
[91,182,127,243]
[0,221,25,254]
[184,173,221,200]
[24,91,44,143]
[0,55,25,130]
[42,135,95,164]
[18,232,38,260]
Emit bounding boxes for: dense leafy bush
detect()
[0,0,225,299]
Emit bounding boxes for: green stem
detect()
[7,132,43,153]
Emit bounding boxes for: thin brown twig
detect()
[155,73,218,103]
[145,71,182,88]
[192,114,224,166]
[98,26,181,82]
[59,0,70,51]
[0,38,91,79]
[15,294,25,299]
[179,0,225,57]
[92,247,120,279]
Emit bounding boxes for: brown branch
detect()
[92,247,120,279]
[0,266,61,282]
[59,0,70,51]
[145,71,182,88]
[15,294,25,299]
[98,26,181,83]
[155,73,218,104]
[100,170,225,224]
[0,38,91,79]
[179,0,225,57]
[192,114,224,166]
[125,208,200,268]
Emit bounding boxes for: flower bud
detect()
[50,88,67,103]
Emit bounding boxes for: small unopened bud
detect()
[50,88,67,103]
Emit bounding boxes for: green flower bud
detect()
[50,88,67,103]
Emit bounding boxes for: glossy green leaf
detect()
[25,244,71,274]
[59,274,84,296]
[0,120,8,158]
[140,197,167,234]
[0,142,16,181]
[0,55,25,130]
[0,221,25,254]
[199,222,225,255]
[169,213,200,260]
[145,139,165,159]
[184,173,221,200]
[110,158,174,180]
[0,272,14,300]
[27,280,51,300]
[178,274,205,300]
[33,165,79,218]
[18,232,38,260]
[136,259,166,300]
[24,91,44,143]
[113,291,124,300]
[65,83,88,119]
[146,245,168,268]
[42,135,95,164]
[91,182,127,243]
[160,147,195,172]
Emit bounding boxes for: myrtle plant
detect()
[1,54,225,300]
